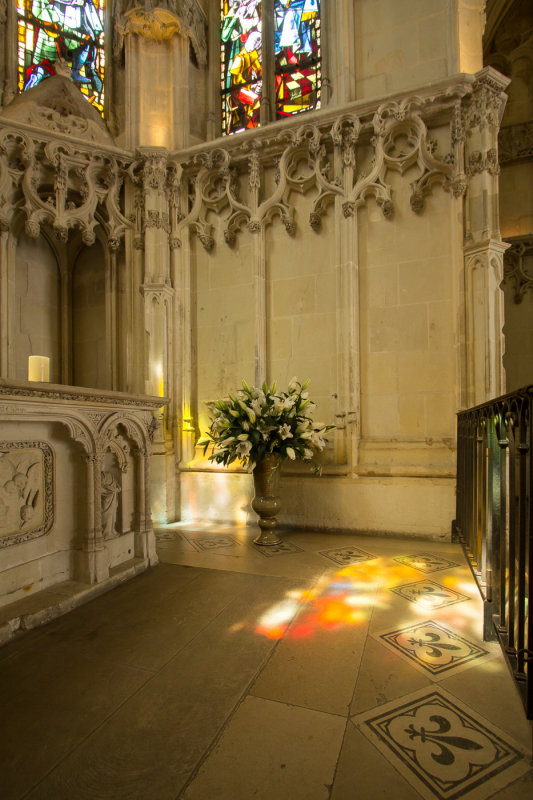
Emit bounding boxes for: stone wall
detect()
[0,2,513,549]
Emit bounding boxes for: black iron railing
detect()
[453,385,532,720]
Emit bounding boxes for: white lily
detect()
[279,423,293,440]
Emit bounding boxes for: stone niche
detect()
[0,380,166,643]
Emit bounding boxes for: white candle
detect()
[28,356,50,383]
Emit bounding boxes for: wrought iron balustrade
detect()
[453,385,532,720]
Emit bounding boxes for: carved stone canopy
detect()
[0,75,114,145]
[115,0,207,64]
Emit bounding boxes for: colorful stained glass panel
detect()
[221,0,263,135]
[274,0,320,119]
[17,0,105,114]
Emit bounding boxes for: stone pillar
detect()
[75,453,110,584]
[0,227,8,377]
[461,67,511,407]
[117,3,202,151]
[136,147,176,523]
[332,118,361,470]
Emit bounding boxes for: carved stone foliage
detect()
[461,69,510,133]
[0,441,54,548]
[0,121,132,247]
[466,149,499,177]
[114,0,207,64]
[502,235,533,302]
[499,122,533,164]
[174,93,466,247]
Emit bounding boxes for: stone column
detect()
[136,148,176,523]
[461,67,511,407]
[332,118,361,470]
[0,227,8,377]
[117,2,206,151]
[75,453,109,584]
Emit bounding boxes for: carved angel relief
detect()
[0,441,54,548]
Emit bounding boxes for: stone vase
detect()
[252,454,282,546]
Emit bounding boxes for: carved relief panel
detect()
[0,440,54,547]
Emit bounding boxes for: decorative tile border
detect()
[185,534,239,551]
[318,546,377,566]
[394,553,461,573]
[154,530,183,542]
[354,687,528,800]
[253,541,304,557]
[391,580,469,610]
[374,620,489,679]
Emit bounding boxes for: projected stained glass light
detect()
[17,0,105,114]
[274,0,320,120]
[221,0,263,135]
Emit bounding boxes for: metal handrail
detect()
[453,385,532,720]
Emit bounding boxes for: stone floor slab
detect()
[331,719,424,800]
[181,696,346,800]
[353,686,530,800]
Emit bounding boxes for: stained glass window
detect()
[17,0,105,114]
[221,0,321,136]
[274,0,320,120]
[221,0,263,135]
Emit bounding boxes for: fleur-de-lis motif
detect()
[408,631,461,659]
[405,714,484,766]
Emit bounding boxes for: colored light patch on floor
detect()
[391,580,470,609]
[394,553,461,573]
[253,558,403,640]
[376,619,491,679]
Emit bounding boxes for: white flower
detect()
[303,448,314,460]
[286,446,296,460]
[279,423,293,440]
[236,440,252,457]
[242,421,250,431]
[295,420,311,434]
[251,398,263,416]
[272,397,285,414]
[310,431,326,449]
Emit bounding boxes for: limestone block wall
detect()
[350,0,485,101]
[175,69,507,538]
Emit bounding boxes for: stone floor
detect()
[1,524,532,800]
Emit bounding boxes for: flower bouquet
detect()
[198,377,334,471]
[198,378,335,545]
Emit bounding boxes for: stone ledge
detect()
[0,557,149,647]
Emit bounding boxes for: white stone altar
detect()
[0,379,167,642]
